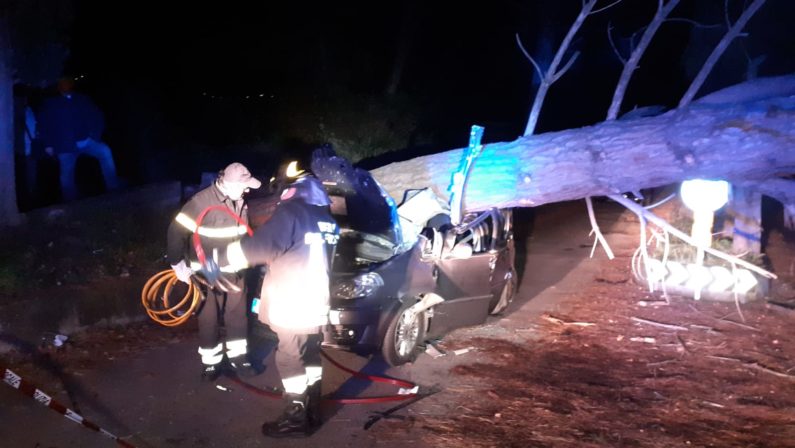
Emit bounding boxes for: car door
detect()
[427,215,495,337]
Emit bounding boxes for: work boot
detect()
[201,364,223,382]
[262,394,311,438]
[305,382,323,429]
[227,356,262,378]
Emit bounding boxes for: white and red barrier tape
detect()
[2,364,134,447]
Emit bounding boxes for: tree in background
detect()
[0,0,72,226]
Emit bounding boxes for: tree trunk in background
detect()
[784,205,795,231]
[0,16,23,227]
[730,187,762,255]
[371,75,795,213]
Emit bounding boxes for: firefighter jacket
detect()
[225,198,339,329]
[167,182,250,273]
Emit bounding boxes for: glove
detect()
[199,258,240,293]
[199,258,222,287]
[171,260,193,284]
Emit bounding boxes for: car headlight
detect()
[333,272,384,300]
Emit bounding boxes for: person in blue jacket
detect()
[37,76,119,200]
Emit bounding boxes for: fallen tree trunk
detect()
[372,75,795,212]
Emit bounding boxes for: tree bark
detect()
[0,15,23,226]
[372,75,795,213]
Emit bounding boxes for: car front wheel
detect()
[382,301,427,366]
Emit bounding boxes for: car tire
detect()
[489,269,516,315]
[381,301,427,366]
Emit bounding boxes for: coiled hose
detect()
[141,270,204,327]
[142,205,251,327]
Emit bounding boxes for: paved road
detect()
[0,201,632,447]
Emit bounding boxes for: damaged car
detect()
[311,152,516,366]
[248,150,516,366]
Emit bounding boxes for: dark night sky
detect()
[56,0,795,181]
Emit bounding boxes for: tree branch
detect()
[515,33,544,81]
[608,194,776,280]
[606,23,626,64]
[679,0,767,108]
[552,51,580,83]
[607,0,681,120]
[590,0,625,15]
[631,316,689,331]
[524,0,596,136]
[585,197,615,259]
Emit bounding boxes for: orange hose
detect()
[141,270,203,327]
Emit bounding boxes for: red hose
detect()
[224,350,419,404]
[192,205,253,265]
[319,350,419,404]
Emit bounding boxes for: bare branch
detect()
[585,197,615,259]
[607,0,681,120]
[679,0,767,108]
[515,33,544,81]
[543,313,596,327]
[631,316,689,331]
[609,194,777,280]
[720,318,760,332]
[725,0,732,29]
[606,23,626,64]
[524,0,596,136]
[591,0,625,15]
[708,356,795,380]
[552,51,580,83]
[665,17,722,29]
[626,26,646,56]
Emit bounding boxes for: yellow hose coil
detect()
[141,270,203,327]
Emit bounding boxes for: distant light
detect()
[680,179,730,212]
[259,93,264,97]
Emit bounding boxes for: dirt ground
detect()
[389,229,795,448]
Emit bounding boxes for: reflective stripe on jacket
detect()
[166,182,249,269]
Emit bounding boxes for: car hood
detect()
[312,151,402,247]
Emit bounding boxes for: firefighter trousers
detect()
[271,324,323,394]
[197,276,247,364]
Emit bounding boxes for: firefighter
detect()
[167,162,261,381]
[202,166,338,438]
